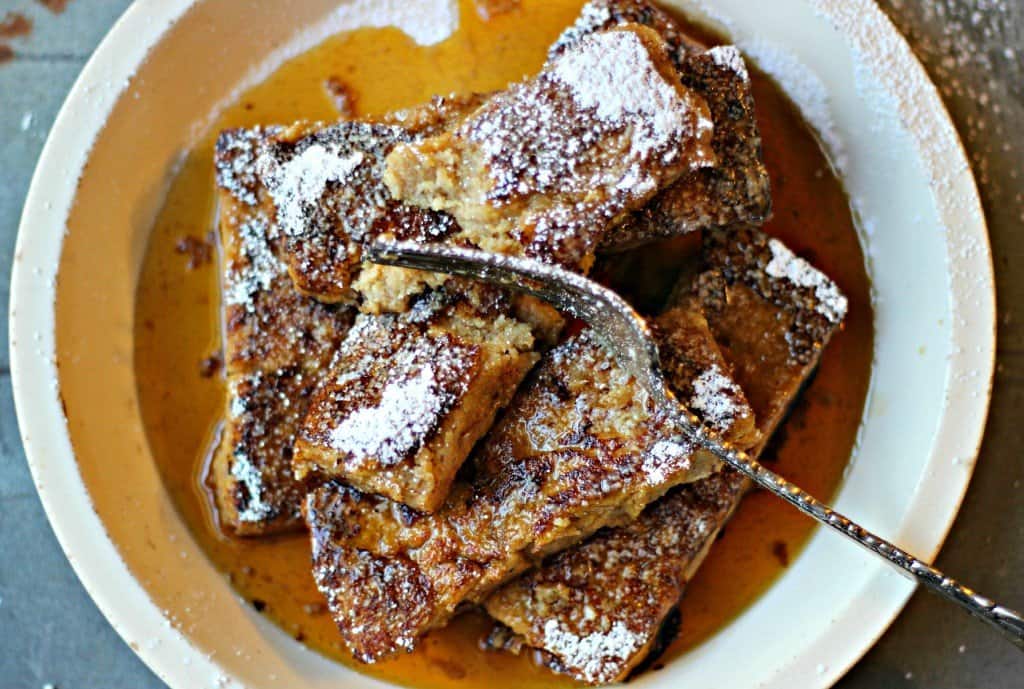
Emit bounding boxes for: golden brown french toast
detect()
[383,24,715,272]
[552,0,771,250]
[293,283,539,512]
[302,296,753,662]
[252,94,486,310]
[212,126,354,536]
[548,0,701,64]
[481,229,847,684]
[219,103,564,523]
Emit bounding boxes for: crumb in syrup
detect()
[474,0,521,20]
[771,540,790,567]
[175,234,214,269]
[198,353,223,378]
[324,76,357,118]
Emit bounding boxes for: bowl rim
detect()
[9,1,995,688]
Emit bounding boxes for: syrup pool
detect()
[134,2,873,687]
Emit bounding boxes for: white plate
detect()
[10,1,993,688]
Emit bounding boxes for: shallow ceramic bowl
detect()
[10,1,994,687]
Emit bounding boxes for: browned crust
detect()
[481,230,846,684]
[258,122,446,305]
[212,130,354,535]
[209,98,513,532]
[552,1,771,250]
[547,0,700,64]
[483,469,747,684]
[611,47,770,247]
[700,227,848,365]
[303,298,748,661]
[383,24,714,272]
[212,368,322,535]
[240,94,487,308]
[653,301,760,448]
[293,285,538,512]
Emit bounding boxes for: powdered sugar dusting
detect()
[552,0,614,55]
[263,145,365,238]
[551,30,708,159]
[230,455,273,523]
[643,438,695,486]
[228,384,249,419]
[328,364,445,465]
[441,25,714,267]
[465,27,713,201]
[765,238,849,322]
[827,0,1017,204]
[313,316,478,468]
[816,0,998,345]
[707,45,749,81]
[690,364,743,431]
[223,217,284,312]
[542,620,646,684]
[215,127,280,206]
[681,0,848,173]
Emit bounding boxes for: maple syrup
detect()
[134,1,873,686]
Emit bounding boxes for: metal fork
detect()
[365,238,1024,650]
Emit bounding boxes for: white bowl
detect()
[10,1,994,688]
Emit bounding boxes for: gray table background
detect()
[0,1,1020,687]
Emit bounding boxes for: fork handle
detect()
[691,426,1024,650]
[363,239,1024,648]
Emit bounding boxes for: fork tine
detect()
[365,239,669,404]
[364,240,1024,651]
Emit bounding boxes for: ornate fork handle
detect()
[676,416,1024,650]
[366,239,1024,650]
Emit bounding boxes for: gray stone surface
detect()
[0,1,1019,687]
[1,3,154,688]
